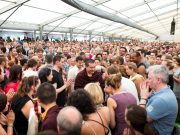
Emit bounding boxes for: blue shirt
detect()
[146,87,178,135]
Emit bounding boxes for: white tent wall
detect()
[175,29,180,42]
[159,33,175,41]
[0,0,179,41]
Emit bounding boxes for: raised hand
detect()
[6,88,15,101]
[6,110,15,126]
[140,81,149,99]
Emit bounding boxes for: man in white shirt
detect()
[121,77,139,104]
[67,56,84,91]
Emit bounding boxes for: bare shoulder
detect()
[98,106,110,124]
[107,97,117,108]
[21,100,34,119]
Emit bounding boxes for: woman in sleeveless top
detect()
[11,76,40,135]
[84,83,111,133]
[105,73,137,135]
[67,89,110,135]
[125,62,144,97]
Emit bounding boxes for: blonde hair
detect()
[84,83,104,105]
[127,62,138,73]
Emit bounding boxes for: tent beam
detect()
[0,0,30,15]
[41,0,110,26]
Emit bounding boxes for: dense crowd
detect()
[0,37,180,135]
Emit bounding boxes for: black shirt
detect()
[51,69,66,107]
[11,95,31,135]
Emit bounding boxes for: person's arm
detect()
[135,77,144,96]
[0,126,7,135]
[56,79,73,93]
[21,100,34,119]
[6,111,15,135]
[173,75,180,83]
[138,65,146,77]
[107,97,117,129]
[146,98,168,123]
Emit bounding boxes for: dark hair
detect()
[105,73,122,89]
[38,68,52,83]
[36,82,56,105]
[76,56,83,62]
[17,76,39,97]
[85,59,94,67]
[0,93,7,112]
[116,56,124,65]
[1,47,6,53]
[45,54,53,64]
[126,105,158,135]
[53,55,63,65]
[135,51,141,57]
[9,65,22,83]
[9,47,15,53]
[20,58,28,66]
[16,47,23,53]
[137,49,146,57]
[27,58,38,68]
[67,89,96,120]
[79,52,85,56]
[96,53,102,58]
[120,47,127,52]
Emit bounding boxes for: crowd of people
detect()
[0,36,180,135]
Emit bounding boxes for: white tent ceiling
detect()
[0,0,179,40]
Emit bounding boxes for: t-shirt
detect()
[51,69,66,107]
[121,77,139,104]
[4,81,20,94]
[146,87,178,135]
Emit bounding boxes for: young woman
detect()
[11,76,40,135]
[4,65,22,95]
[38,67,53,84]
[105,73,137,135]
[125,62,144,97]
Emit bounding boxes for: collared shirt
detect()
[41,105,61,132]
[74,68,105,90]
[146,86,178,135]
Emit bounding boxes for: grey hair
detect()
[57,106,83,135]
[147,65,169,84]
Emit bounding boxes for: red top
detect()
[4,81,20,94]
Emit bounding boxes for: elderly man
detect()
[140,65,178,135]
[57,106,83,135]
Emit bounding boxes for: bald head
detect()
[57,106,82,135]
